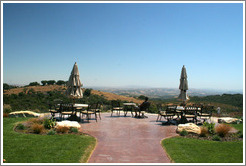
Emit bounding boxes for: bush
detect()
[238,133,243,138]
[3,113,9,117]
[43,118,56,129]
[16,123,26,130]
[31,123,45,134]
[212,135,221,141]
[203,122,215,134]
[3,104,12,114]
[47,130,56,135]
[56,126,70,133]
[70,127,78,133]
[180,129,188,136]
[215,124,231,137]
[200,126,208,137]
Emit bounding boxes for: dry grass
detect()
[215,124,232,137]
[56,126,70,133]
[30,123,45,134]
[28,118,44,124]
[200,126,208,137]
[4,85,144,104]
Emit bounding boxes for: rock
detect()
[176,123,201,134]
[55,120,81,129]
[9,111,40,118]
[218,117,242,124]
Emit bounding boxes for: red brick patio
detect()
[80,113,178,163]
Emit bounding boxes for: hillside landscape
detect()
[3,84,243,118]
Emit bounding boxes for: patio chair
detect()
[198,105,214,122]
[96,102,103,120]
[48,99,63,118]
[81,103,98,122]
[111,100,123,116]
[156,104,167,121]
[161,106,176,125]
[183,106,198,124]
[123,104,135,117]
[60,103,74,120]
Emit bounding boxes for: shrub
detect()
[56,126,70,133]
[203,122,215,134]
[238,133,243,138]
[47,130,56,135]
[3,104,12,114]
[215,124,231,137]
[43,118,56,129]
[200,126,208,137]
[31,123,45,134]
[3,113,9,117]
[70,127,78,133]
[212,135,221,141]
[180,129,188,136]
[16,123,26,130]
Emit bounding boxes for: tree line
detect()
[3,80,67,91]
[30,80,67,86]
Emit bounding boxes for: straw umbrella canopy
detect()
[66,62,83,99]
[178,65,189,103]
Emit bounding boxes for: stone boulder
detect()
[55,120,81,129]
[218,117,242,124]
[176,123,201,134]
[9,111,40,118]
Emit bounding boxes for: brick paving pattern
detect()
[80,113,178,163]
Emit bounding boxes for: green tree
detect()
[138,95,147,100]
[3,83,10,90]
[29,82,40,86]
[84,89,92,97]
[41,80,47,86]
[47,80,56,85]
[56,80,66,85]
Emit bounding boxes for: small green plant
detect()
[212,135,221,141]
[43,118,56,129]
[203,122,215,134]
[180,129,188,136]
[47,130,56,135]
[70,127,78,133]
[16,123,25,130]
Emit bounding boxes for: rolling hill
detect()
[3,85,143,104]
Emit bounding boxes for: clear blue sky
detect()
[3,2,243,91]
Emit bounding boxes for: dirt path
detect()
[80,112,178,163]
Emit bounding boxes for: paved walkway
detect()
[80,112,178,163]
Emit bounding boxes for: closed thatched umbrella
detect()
[178,65,189,104]
[66,62,83,99]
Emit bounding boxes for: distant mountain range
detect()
[85,87,243,99]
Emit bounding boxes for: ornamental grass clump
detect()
[31,123,45,134]
[56,126,70,133]
[200,126,208,137]
[215,124,231,137]
[28,118,44,124]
